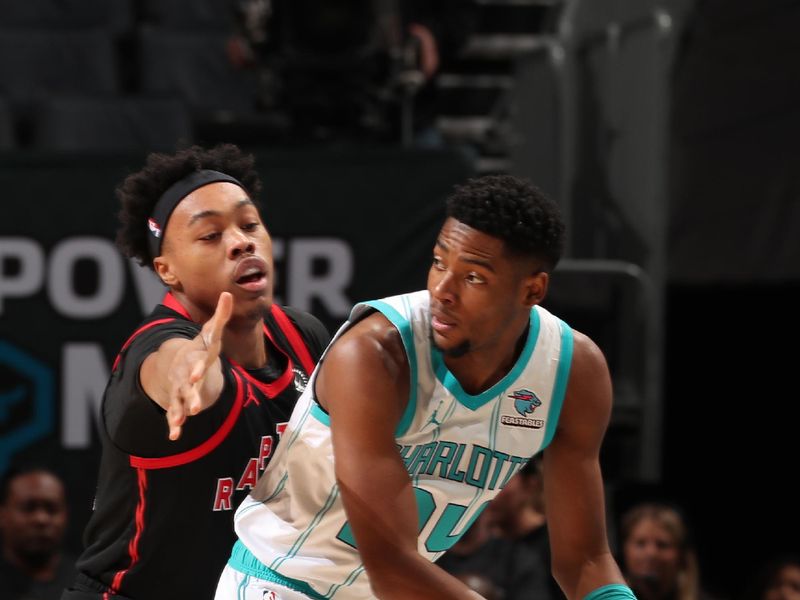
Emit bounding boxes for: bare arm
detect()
[140,292,233,440]
[318,312,485,600]
[543,330,626,599]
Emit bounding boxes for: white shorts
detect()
[215,563,315,600]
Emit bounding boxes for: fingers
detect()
[187,358,207,415]
[166,292,233,440]
[167,375,203,439]
[203,292,233,350]
[167,399,186,441]
[195,292,232,382]
[189,356,205,383]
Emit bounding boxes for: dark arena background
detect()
[1,1,799,598]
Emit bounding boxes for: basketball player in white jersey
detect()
[215,175,636,600]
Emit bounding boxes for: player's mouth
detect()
[233,256,269,293]
[430,307,457,334]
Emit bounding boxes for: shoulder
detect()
[137,303,199,335]
[316,310,410,415]
[327,311,408,377]
[555,328,613,442]
[119,311,199,362]
[567,329,611,384]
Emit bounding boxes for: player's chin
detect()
[431,332,470,357]
[430,328,448,349]
[233,290,272,317]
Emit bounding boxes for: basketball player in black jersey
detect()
[61,144,330,600]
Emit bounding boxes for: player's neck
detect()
[446,357,508,395]
[222,319,268,368]
[445,321,529,395]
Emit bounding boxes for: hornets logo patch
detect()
[501,388,545,429]
[509,388,542,416]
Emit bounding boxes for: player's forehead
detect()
[435,218,507,260]
[169,182,255,226]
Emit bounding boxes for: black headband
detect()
[147,169,244,258]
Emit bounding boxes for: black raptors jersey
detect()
[66,294,329,600]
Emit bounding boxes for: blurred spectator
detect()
[0,466,77,600]
[438,456,564,600]
[403,0,478,146]
[227,0,476,144]
[742,555,800,600]
[618,502,716,600]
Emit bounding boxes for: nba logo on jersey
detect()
[262,591,278,600]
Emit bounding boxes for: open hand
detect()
[165,292,233,440]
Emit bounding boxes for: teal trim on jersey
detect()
[489,396,501,450]
[228,540,327,600]
[430,306,541,410]
[263,472,288,503]
[236,572,248,600]
[271,484,340,571]
[327,565,366,598]
[236,472,288,520]
[310,401,330,426]
[542,319,573,449]
[284,399,314,451]
[486,398,505,490]
[238,399,315,516]
[363,299,418,437]
[583,584,637,600]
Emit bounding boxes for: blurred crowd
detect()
[1,1,797,599]
[4,458,795,600]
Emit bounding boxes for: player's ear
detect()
[153,256,178,287]
[522,271,548,307]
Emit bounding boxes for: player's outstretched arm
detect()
[542,329,629,600]
[140,292,233,440]
[317,312,486,600]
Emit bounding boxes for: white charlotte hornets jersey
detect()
[232,290,574,599]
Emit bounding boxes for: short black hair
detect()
[116,143,262,270]
[0,465,64,505]
[445,174,565,272]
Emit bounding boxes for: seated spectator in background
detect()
[438,456,564,600]
[742,555,800,600]
[618,502,715,600]
[0,466,77,600]
[228,0,476,144]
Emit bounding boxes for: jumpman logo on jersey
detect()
[244,384,260,407]
[426,397,450,429]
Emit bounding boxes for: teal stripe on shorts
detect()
[228,540,328,600]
